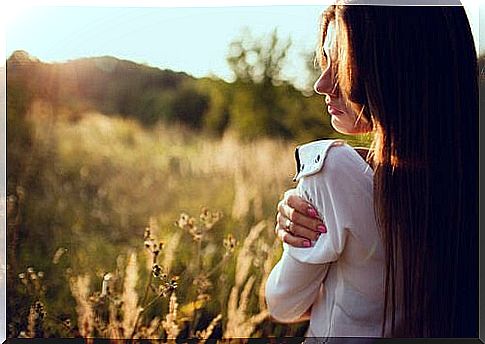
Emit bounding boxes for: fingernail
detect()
[303,240,311,247]
[317,224,327,233]
[307,207,318,218]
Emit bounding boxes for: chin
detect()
[331,117,370,136]
[331,119,358,136]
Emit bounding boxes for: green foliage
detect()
[225,29,292,140]
[171,85,210,130]
[223,29,338,141]
[137,89,176,126]
[227,28,291,86]
[6,82,34,192]
[196,78,232,136]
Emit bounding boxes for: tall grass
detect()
[8,107,315,338]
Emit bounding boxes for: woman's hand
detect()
[275,189,327,248]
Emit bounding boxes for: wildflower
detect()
[188,226,203,242]
[167,277,178,291]
[193,274,212,294]
[63,318,71,329]
[152,264,163,278]
[152,242,164,257]
[200,207,222,229]
[175,213,191,229]
[199,207,223,230]
[143,227,151,240]
[158,276,178,297]
[223,234,238,255]
[27,301,47,338]
[144,227,164,258]
[32,301,46,319]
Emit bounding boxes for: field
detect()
[7,103,321,339]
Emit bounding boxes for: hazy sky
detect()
[3,1,484,90]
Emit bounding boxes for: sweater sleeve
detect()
[265,144,372,322]
[265,249,330,322]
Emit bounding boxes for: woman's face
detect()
[313,21,371,135]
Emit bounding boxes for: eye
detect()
[319,49,329,70]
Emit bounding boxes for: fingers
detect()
[285,192,321,220]
[276,213,320,241]
[275,224,312,248]
[278,202,326,235]
[275,189,328,248]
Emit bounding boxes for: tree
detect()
[227,28,291,86]
[226,29,293,139]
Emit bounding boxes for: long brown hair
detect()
[318,4,478,337]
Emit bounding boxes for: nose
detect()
[313,69,338,96]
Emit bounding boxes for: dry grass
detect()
[121,252,141,337]
[224,221,271,338]
[69,274,94,338]
[162,292,180,339]
[10,111,301,339]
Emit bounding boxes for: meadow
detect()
[5,44,376,339]
[7,103,314,339]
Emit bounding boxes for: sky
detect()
[4,5,325,89]
[2,0,484,90]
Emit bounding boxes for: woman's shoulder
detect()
[293,139,372,184]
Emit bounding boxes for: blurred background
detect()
[4,2,484,340]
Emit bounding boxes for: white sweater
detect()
[265,140,398,340]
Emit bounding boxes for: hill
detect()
[6,50,338,141]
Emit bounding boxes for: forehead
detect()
[323,21,337,53]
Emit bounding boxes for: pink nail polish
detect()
[317,224,327,233]
[303,240,311,247]
[308,207,317,218]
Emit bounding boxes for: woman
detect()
[265,2,478,339]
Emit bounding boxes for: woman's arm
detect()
[266,143,372,322]
[265,249,329,322]
[275,147,371,246]
[269,307,312,323]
